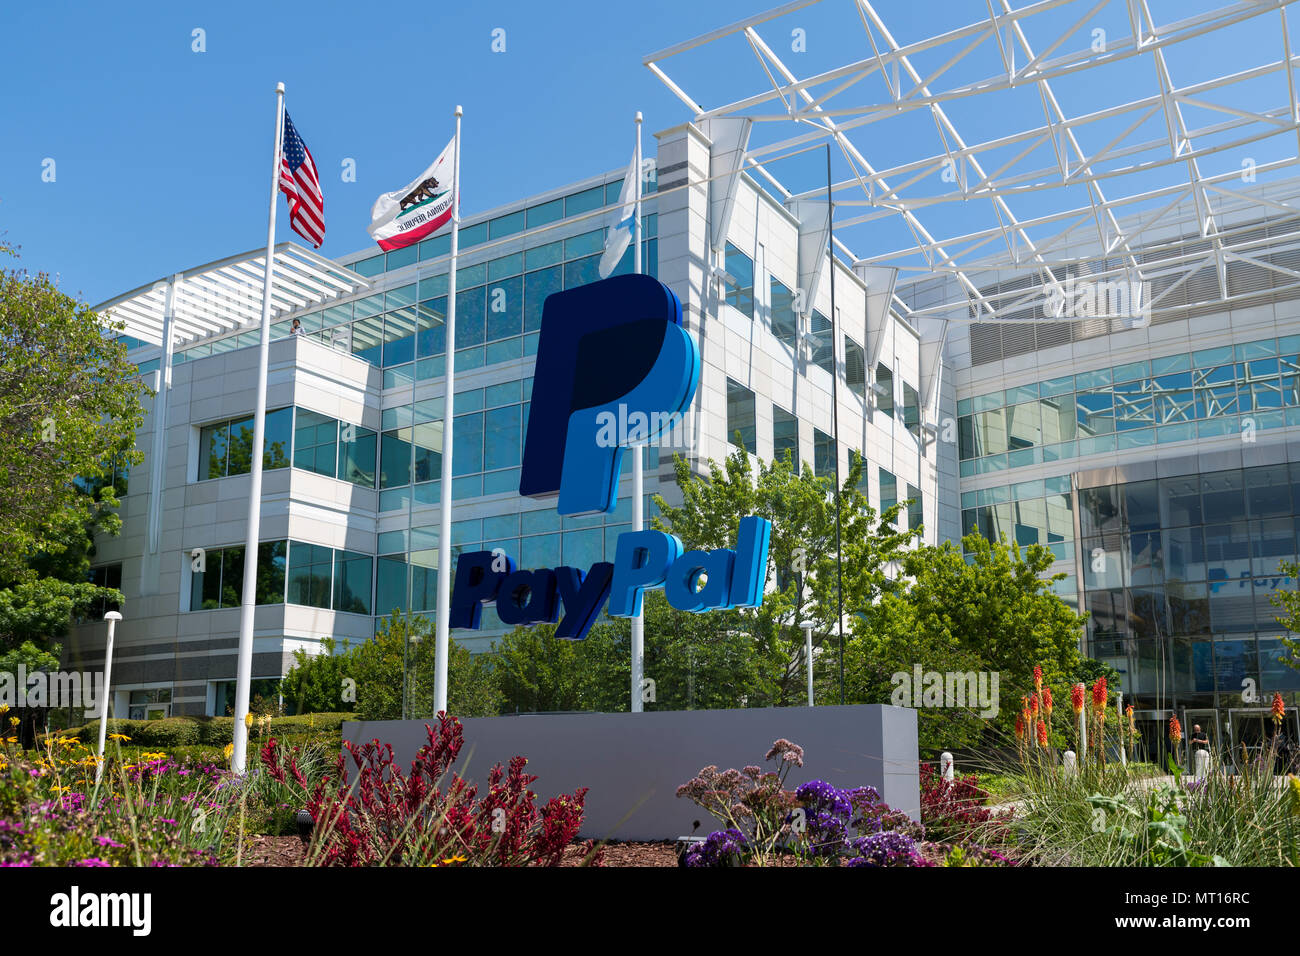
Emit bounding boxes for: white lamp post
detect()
[800,621,815,707]
[95,611,122,784]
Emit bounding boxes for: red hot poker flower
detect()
[1070,683,1085,715]
[1091,677,1108,714]
[1169,715,1183,744]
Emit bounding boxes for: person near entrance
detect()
[1190,724,1210,754]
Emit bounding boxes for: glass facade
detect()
[376,378,531,512]
[1079,463,1300,754]
[958,333,1300,477]
[201,406,375,488]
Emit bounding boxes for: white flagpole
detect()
[630,111,645,714]
[231,81,285,774]
[433,105,462,717]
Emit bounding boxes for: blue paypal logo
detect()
[519,273,700,515]
[449,274,771,641]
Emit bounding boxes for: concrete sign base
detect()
[343,704,919,842]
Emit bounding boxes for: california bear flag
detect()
[368,137,457,251]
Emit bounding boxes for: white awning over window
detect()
[95,242,370,347]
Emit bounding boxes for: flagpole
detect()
[433,105,462,718]
[630,112,645,715]
[231,81,285,774]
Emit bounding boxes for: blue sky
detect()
[2,0,1291,304]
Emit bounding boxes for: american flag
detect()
[278,112,325,247]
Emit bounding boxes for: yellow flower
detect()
[223,743,235,760]
[108,733,131,743]
[0,704,8,714]
[7,717,17,727]
[3,737,16,745]
[440,854,468,865]
[244,712,254,730]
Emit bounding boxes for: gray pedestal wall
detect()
[343,704,918,842]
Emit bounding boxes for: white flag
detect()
[598,152,639,278]
[368,137,457,251]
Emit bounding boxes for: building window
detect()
[87,564,122,617]
[880,468,898,515]
[845,336,867,398]
[814,428,837,478]
[333,550,373,615]
[286,541,334,610]
[294,409,337,477]
[128,688,171,721]
[723,242,754,318]
[810,311,834,375]
[903,381,921,438]
[907,483,923,532]
[198,408,291,480]
[337,422,378,488]
[726,378,757,454]
[773,404,799,470]
[875,364,895,418]
[189,542,286,611]
[769,277,797,347]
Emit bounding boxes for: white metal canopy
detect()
[95,242,370,347]
[646,0,1300,324]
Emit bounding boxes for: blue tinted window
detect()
[565,186,604,217]
[486,275,523,341]
[526,199,563,229]
[455,286,486,348]
[489,209,525,239]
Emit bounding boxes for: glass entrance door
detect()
[1225,708,1300,773]
[1182,708,1220,772]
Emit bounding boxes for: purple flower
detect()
[94,836,125,848]
[683,828,749,868]
[847,831,927,867]
[75,857,111,867]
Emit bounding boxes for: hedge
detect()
[61,712,353,748]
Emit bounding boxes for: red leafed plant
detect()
[263,713,600,867]
[918,763,1012,846]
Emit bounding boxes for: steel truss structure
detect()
[646,0,1300,326]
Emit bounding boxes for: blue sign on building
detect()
[451,274,771,640]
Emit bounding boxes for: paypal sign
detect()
[449,274,771,641]
[519,274,699,516]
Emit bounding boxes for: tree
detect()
[488,592,762,714]
[0,244,147,582]
[1268,559,1300,673]
[848,534,1086,750]
[651,445,915,706]
[278,613,501,720]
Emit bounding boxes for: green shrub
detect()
[197,717,235,745]
[134,718,201,748]
[74,719,144,745]
[269,711,352,736]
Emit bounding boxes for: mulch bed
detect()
[239,835,680,867]
[240,836,962,867]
